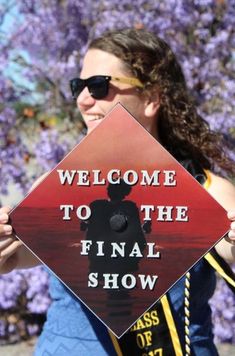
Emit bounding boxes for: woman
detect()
[0,28,235,355]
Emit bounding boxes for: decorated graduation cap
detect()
[10,104,229,337]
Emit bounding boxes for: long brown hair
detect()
[89,28,234,177]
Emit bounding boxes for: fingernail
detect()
[3,225,12,234]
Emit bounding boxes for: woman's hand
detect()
[0,174,49,274]
[0,206,40,273]
[205,173,235,262]
[0,206,23,274]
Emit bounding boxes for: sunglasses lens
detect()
[88,77,109,99]
[70,79,85,99]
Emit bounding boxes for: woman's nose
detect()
[76,86,96,108]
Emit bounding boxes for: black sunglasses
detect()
[70,75,143,100]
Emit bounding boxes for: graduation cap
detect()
[10,104,229,337]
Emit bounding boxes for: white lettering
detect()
[88,273,159,290]
[96,241,105,256]
[176,206,189,221]
[80,240,92,255]
[88,273,98,287]
[157,206,174,221]
[140,170,160,186]
[123,170,138,185]
[163,170,176,186]
[57,169,178,186]
[146,243,161,258]
[60,205,74,220]
[103,274,119,289]
[121,274,137,289]
[107,169,120,184]
[110,242,126,257]
[139,274,158,290]
[76,205,91,220]
[77,170,89,185]
[129,242,143,257]
[57,169,76,185]
[93,170,105,185]
[141,205,155,220]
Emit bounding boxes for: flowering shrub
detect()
[209,264,235,344]
[0,267,50,344]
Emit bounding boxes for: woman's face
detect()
[77,49,159,136]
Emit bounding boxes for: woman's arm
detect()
[207,173,235,263]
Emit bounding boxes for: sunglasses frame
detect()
[70,75,143,100]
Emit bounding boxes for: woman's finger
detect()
[0,240,23,258]
[0,237,16,252]
[0,224,13,236]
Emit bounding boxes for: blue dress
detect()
[34,258,218,356]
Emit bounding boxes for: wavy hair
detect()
[89,28,234,176]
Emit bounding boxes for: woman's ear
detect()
[144,91,161,118]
